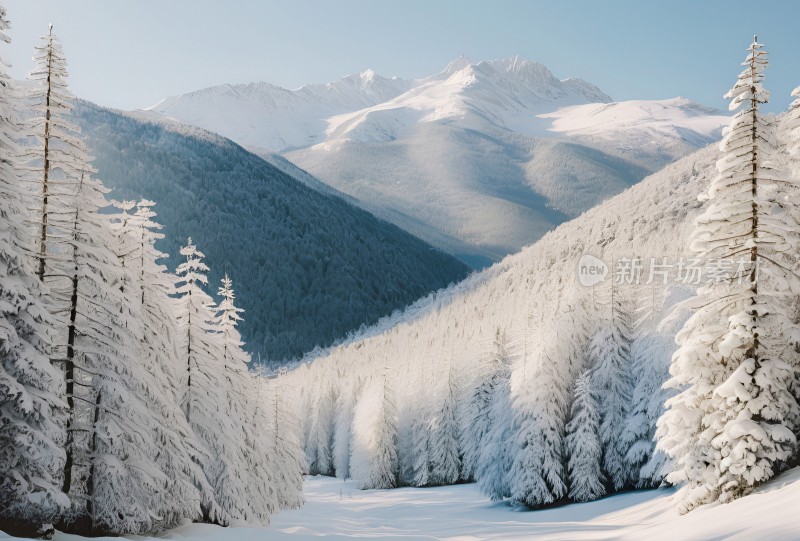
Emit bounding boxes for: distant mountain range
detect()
[146,56,728,267]
[74,101,469,364]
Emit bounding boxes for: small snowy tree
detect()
[351,375,399,489]
[460,329,511,481]
[333,377,361,480]
[565,370,605,502]
[270,375,305,510]
[475,336,515,501]
[428,360,461,486]
[658,37,800,513]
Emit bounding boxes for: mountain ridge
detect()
[145,56,728,266]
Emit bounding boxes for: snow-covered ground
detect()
[11,470,798,541]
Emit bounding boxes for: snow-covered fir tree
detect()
[564,370,605,502]
[589,285,634,491]
[175,239,261,525]
[49,168,174,535]
[460,328,512,481]
[123,200,212,529]
[270,374,305,510]
[475,335,515,501]
[0,9,68,535]
[19,25,83,281]
[507,300,589,507]
[333,376,361,480]
[351,374,399,489]
[658,37,800,513]
[212,273,276,524]
[427,359,461,486]
[305,383,336,477]
[408,393,432,487]
[621,284,686,488]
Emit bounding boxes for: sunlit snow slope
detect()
[147,56,728,266]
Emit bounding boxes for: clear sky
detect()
[4,0,800,112]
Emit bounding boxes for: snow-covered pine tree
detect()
[270,375,305,510]
[306,383,336,477]
[408,394,432,487]
[475,364,514,501]
[475,334,515,501]
[427,359,460,486]
[19,25,82,281]
[123,200,211,528]
[658,37,800,513]
[0,9,68,535]
[333,375,361,480]
[351,374,399,490]
[48,167,174,535]
[620,284,686,488]
[589,284,634,491]
[564,370,605,502]
[175,239,257,525]
[508,294,592,507]
[212,273,276,525]
[460,328,511,482]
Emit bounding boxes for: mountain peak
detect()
[443,55,473,75]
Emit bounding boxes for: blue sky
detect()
[4,0,799,112]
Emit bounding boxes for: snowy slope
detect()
[147,57,728,265]
[11,470,799,540]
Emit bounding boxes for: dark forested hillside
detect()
[74,101,469,364]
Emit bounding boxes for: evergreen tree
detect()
[333,377,361,480]
[658,37,800,513]
[124,200,211,528]
[0,10,68,534]
[20,25,82,281]
[475,337,515,501]
[270,374,305,510]
[507,297,591,507]
[213,273,276,524]
[351,375,399,490]
[175,239,250,525]
[409,397,432,487]
[565,370,605,502]
[589,287,634,491]
[428,360,460,486]
[460,329,511,481]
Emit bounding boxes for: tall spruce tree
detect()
[658,37,800,513]
[0,8,68,536]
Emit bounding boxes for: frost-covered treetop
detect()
[218,273,244,326]
[724,36,769,110]
[177,237,209,285]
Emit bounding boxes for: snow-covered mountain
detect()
[147,57,728,266]
[74,101,469,364]
[147,70,413,151]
